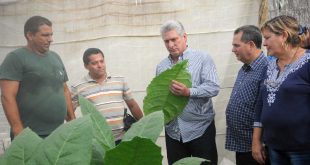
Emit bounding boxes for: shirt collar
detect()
[84,72,111,82]
[242,51,265,72]
[168,47,190,64]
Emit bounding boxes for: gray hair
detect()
[160,20,185,37]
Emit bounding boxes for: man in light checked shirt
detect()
[156,20,220,165]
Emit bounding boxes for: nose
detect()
[48,35,53,43]
[98,62,104,68]
[232,47,236,53]
[263,40,267,47]
[168,40,174,48]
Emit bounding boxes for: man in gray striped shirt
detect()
[156,20,220,165]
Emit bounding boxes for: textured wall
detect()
[269,0,310,26]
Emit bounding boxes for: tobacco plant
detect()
[0,60,207,165]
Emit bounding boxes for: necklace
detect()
[277,47,299,70]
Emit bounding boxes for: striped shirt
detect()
[225,52,268,152]
[71,74,133,141]
[156,48,220,142]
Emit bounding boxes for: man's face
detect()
[85,53,106,78]
[27,24,53,54]
[232,32,252,64]
[163,30,187,58]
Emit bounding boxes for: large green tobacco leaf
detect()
[79,96,115,150]
[173,157,209,165]
[143,60,191,123]
[0,128,42,165]
[27,116,93,165]
[122,111,164,143]
[104,136,162,165]
[0,155,6,165]
[90,139,105,165]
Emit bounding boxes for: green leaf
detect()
[122,111,164,143]
[173,157,209,165]
[0,154,6,165]
[0,128,42,165]
[0,154,8,165]
[143,60,191,123]
[79,96,115,150]
[90,139,105,165]
[27,116,93,165]
[104,136,163,165]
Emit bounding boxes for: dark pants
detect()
[115,139,121,145]
[236,151,265,165]
[269,148,310,165]
[165,121,218,165]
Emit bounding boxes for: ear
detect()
[26,31,33,41]
[248,40,256,48]
[183,33,188,42]
[84,64,88,70]
[281,30,289,42]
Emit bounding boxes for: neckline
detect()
[277,47,305,71]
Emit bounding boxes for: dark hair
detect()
[234,25,262,49]
[261,15,304,47]
[83,48,104,65]
[24,16,52,39]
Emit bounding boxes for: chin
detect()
[170,52,180,56]
[267,51,274,56]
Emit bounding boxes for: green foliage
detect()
[1,83,206,165]
[122,111,164,143]
[104,137,162,165]
[173,157,209,165]
[143,60,192,123]
[27,115,93,165]
[79,96,115,151]
[0,128,42,165]
[90,139,105,165]
[1,97,167,165]
[1,116,93,165]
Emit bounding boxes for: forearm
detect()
[252,127,263,145]
[189,82,220,98]
[188,56,220,98]
[64,84,75,121]
[252,127,266,164]
[1,95,23,136]
[126,99,143,120]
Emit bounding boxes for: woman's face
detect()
[262,29,286,56]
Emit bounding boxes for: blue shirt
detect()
[254,50,310,151]
[225,52,268,152]
[156,48,220,142]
